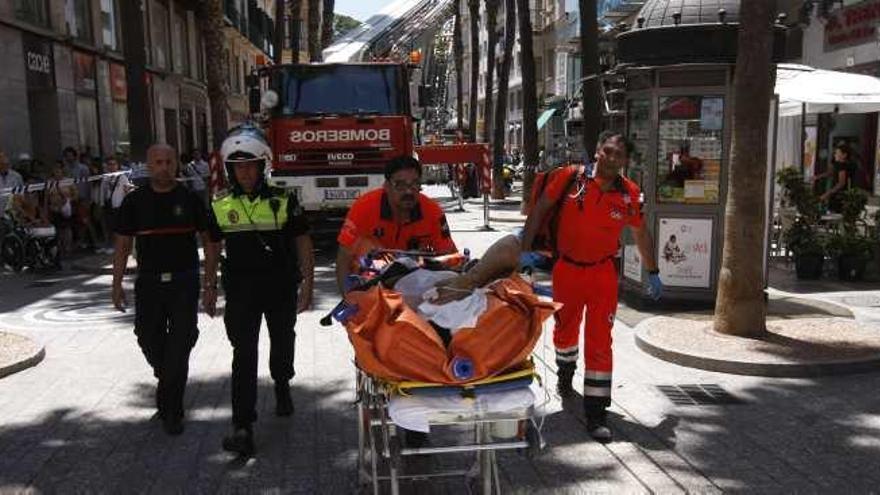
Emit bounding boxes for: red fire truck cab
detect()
[255,62,419,212]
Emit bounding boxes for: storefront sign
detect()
[824,0,880,52]
[22,34,54,89]
[623,243,642,282]
[73,51,96,94]
[657,217,713,288]
[109,63,127,101]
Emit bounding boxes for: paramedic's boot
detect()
[222,426,255,457]
[556,363,576,398]
[275,381,294,417]
[584,401,612,444]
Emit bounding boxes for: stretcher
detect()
[328,249,557,494]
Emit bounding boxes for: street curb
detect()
[0,333,45,379]
[635,317,880,378]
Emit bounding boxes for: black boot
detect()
[556,363,576,398]
[275,381,293,417]
[222,426,255,456]
[584,401,612,444]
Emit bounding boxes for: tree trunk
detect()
[491,0,515,198]
[274,0,286,63]
[196,0,229,150]
[290,0,302,63]
[578,0,600,159]
[453,0,464,132]
[483,0,499,145]
[467,0,480,143]
[308,0,322,61]
[516,0,537,213]
[713,0,777,337]
[321,0,335,49]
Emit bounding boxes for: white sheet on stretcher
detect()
[388,385,537,433]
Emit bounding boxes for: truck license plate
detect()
[324,189,360,200]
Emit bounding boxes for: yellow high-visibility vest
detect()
[212,194,288,233]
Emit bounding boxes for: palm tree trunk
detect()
[483,0,499,144]
[713,0,777,337]
[516,0,537,213]
[491,0,515,198]
[321,0,335,49]
[290,0,303,63]
[196,0,228,150]
[578,0,600,158]
[467,0,480,143]
[308,0,322,61]
[274,0,286,63]
[453,0,464,132]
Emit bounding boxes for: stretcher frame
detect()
[355,367,547,495]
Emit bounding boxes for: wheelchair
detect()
[0,213,60,272]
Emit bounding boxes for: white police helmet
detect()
[220,124,272,184]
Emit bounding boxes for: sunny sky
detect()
[335,0,393,22]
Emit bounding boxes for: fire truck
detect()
[247,59,489,225]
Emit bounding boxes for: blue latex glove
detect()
[647,273,663,301]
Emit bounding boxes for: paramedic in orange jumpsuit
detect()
[335,155,457,293]
[522,131,662,443]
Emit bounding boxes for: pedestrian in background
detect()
[111,143,216,436]
[61,147,94,250]
[100,156,132,253]
[46,163,76,256]
[0,151,24,215]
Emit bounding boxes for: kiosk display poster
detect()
[657,217,713,288]
[623,242,643,282]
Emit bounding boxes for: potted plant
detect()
[827,187,871,281]
[777,168,825,279]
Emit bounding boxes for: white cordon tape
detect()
[0,167,200,198]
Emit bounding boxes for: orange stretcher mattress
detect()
[342,274,558,385]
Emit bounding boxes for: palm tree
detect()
[308,0,322,61]
[491,0,515,198]
[290,0,303,62]
[195,0,228,150]
[482,0,500,144]
[274,0,286,63]
[467,0,480,143]
[713,0,778,337]
[578,0,600,157]
[321,0,335,49]
[453,0,464,132]
[516,0,537,213]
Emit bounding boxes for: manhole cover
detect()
[656,384,745,406]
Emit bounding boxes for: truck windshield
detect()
[272,65,406,116]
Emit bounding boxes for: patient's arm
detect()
[430,235,521,304]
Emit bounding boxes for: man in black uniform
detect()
[112,143,216,436]
[203,125,314,456]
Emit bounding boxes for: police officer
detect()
[203,125,314,456]
[112,143,216,436]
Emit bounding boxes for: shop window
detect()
[626,99,651,188]
[100,0,120,51]
[172,7,188,74]
[76,96,100,153]
[67,0,94,44]
[112,102,130,155]
[14,0,50,28]
[656,95,724,204]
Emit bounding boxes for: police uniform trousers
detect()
[134,270,200,420]
[223,273,297,427]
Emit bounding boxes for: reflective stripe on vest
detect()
[212,194,288,233]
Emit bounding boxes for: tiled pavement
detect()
[1,187,879,493]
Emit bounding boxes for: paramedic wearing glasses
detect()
[521,131,663,444]
[202,125,315,457]
[335,155,457,293]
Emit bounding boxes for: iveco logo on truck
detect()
[328,152,355,161]
[289,129,392,143]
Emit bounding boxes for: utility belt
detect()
[137,268,199,284]
[560,253,616,268]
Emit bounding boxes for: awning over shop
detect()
[776,63,880,117]
[537,108,556,130]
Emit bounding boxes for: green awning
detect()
[537,108,557,130]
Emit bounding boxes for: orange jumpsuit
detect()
[543,169,642,408]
